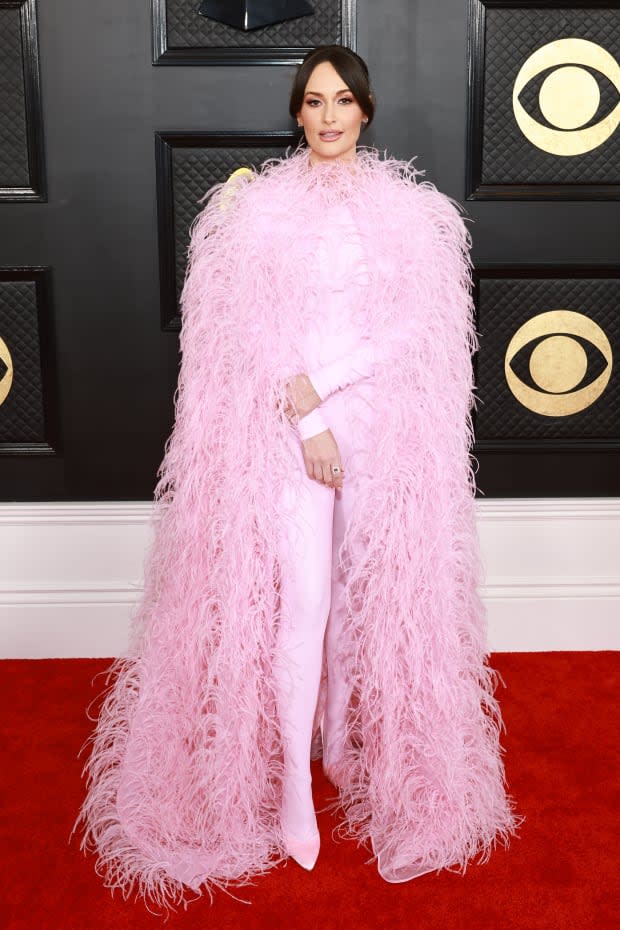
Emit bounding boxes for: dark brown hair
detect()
[289,45,375,131]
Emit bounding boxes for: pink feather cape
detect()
[73,146,522,910]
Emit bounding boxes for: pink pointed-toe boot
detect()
[281,772,321,870]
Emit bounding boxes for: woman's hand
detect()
[302,429,345,490]
[284,374,322,421]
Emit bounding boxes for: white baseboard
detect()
[1,499,618,657]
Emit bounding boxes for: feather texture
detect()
[72,145,523,911]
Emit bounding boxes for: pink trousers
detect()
[274,383,376,840]
[274,383,444,883]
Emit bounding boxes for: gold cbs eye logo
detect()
[504,310,613,417]
[0,337,13,406]
[512,38,620,155]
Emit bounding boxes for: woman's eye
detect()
[338,97,354,104]
[306,99,321,107]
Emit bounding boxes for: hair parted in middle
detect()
[288,45,375,131]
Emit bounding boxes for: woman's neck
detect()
[307,148,359,172]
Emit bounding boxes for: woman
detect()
[74,45,521,909]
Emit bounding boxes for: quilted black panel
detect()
[166,0,341,48]
[0,280,45,443]
[172,145,286,313]
[474,273,620,444]
[481,6,620,185]
[0,6,29,188]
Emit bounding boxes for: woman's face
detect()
[297,61,368,166]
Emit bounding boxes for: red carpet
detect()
[0,652,617,929]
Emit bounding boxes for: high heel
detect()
[284,830,321,871]
[371,834,435,883]
[280,771,321,871]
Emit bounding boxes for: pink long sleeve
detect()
[307,340,375,402]
[297,408,329,440]
[296,202,375,440]
[297,341,375,440]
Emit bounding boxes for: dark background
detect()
[0,0,618,500]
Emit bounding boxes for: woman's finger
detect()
[300,440,321,484]
[324,461,338,488]
[300,447,314,481]
[332,460,345,490]
[300,430,346,487]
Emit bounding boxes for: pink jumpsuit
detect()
[274,202,377,847]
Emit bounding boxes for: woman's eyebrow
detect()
[304,89,351,97]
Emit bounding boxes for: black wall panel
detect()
[0,266,58,453]
[467,1,620,198]
[153,0,354,64]
[0,0,618,500]
[474,268,619,448]
[0,0,46,201]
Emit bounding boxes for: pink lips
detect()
[320,131,343,142]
